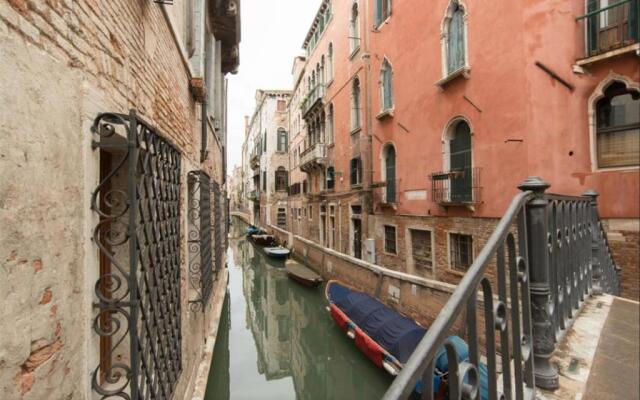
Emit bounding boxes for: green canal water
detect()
[204,218,393,400]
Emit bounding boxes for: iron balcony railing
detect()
[382,177,621,400]
[300,142,328,172]
[577,0,639,58]
[430,167,482,205]
[301,84,326,116]
[373,178,403,206]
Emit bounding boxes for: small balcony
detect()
[250,154,260,170]
[301,84,325,117]
[299,143,327,173]
[577,0,639,65]
[248,189,260,202]
[430,167,482,206]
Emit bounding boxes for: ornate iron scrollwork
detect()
[188,171,214,312]
[91,110,182,400]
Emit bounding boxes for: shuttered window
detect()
[447,5,466,74]
[410,229,433,269]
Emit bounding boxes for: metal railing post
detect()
[519,177,559,390]
[583,190,603,295]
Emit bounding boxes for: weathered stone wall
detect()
[0,1,228,399]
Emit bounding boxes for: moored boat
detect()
[264,246,291,259]
[285,260,323,287]
[325,280,488,399]
[250,234,277,247]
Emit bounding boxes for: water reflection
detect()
[206,218,392,400]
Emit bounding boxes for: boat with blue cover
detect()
[326,280,488,399]
[245,225,262,236]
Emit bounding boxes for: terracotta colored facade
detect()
[235,0,640,300]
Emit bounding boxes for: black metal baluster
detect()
[496,242,512,399]
[481,278,498,400]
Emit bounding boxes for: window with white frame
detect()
[351,77,361,130]
[375,0,392,27]
[410,229,433,269]
[443,1,468,76]
[595,80,640,168]
[349,2,361,54]
[384,225,397,254]
[380,59,394,111]
[277,128,288,152]
[449,233,473,272]
[327,43,334,82]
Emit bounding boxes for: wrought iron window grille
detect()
[212,180,224,275]
[188,170,214,312]
[90,110,182,400]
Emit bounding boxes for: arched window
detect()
[595,81,640,168]
[375,0,392,27]
[351,77,361,130]
[350,2,360,54]
[380,59,394,111]
[446,120,472,202]
[327,103,334,143]
[442,1,467,76]
[321,56,326,85]
[275,167,288,192]
[277,128,288,152]
[326,166,335,190]
[383,145,396,203]
[327,43,334,82]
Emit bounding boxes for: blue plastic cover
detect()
[327,282,426,364]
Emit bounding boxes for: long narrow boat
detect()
[264,246,291,259]
[326,280,488,399]
[285,260,323,287]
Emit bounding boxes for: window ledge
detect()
[350,126,362,135]
[327,143,335,149]
[351,184,363,190]
[593,165,640,173]
[374,15,392,31]
[376,109,394,120]
[435,66,471,88]
[326,78,334,88]
[576,43,640,67]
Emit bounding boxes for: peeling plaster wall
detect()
[0,1,230,399]
[0,30,85,399]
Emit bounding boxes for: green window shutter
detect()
[630,0,639,41]
[375,0,382,25]
[587,0,599,55]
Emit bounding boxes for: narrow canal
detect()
[204,217,393,399]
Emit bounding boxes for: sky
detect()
[226,0,321,172]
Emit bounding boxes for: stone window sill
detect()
[576,43,639,67]
[349,46,361,61]
[376,109,394,120]
[436,66,471,88]
[350,126,362,135]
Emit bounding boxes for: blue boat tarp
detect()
[327,282,426,364]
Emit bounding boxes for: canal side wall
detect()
[232,211,470,333]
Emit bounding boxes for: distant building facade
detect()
[243,90,292,228]
[0,0,240,398]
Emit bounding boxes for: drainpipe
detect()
[362,0,375,229]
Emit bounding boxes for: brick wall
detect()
[0,1,227,399]
[603,219,640,301]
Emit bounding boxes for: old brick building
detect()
[236,0,639,301]
[0,0,239,399]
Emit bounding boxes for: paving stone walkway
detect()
[583,297,640,400]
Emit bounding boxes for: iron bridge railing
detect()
[382,177,621,400]
[90,110,182,400]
